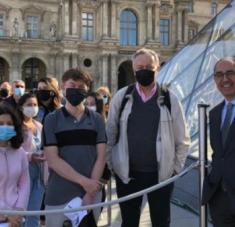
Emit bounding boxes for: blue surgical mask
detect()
[14,87,25,97]
[0,125,16,141]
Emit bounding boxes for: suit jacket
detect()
[202,101,235,211]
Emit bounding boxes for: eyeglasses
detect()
[214,70,235,80]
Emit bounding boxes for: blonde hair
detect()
[96,86,111,98]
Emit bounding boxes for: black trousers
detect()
[115,171,174,227]
[209,187,235,227]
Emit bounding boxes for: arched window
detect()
[120,9,137,46]
[0,57,9,82]
[22,58,46,89]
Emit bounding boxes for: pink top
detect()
[0,146,30,210]
[136,83,157,103]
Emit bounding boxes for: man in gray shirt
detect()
[43,68,106,226]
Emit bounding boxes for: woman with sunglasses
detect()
[36,77,61,124]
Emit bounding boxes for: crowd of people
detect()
[0,48,234,227]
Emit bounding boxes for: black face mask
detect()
[135,69,155,87]
[66,88,87,106]
[37,90,55,102]
[0,88,9,98]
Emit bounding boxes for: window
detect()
[160,19,170,46]
[211,2,217,16]
[26,16,39,38]
[120,10,137,46]
[0,15,4,36]
[22,58,46,89]
[82,12,94,41]
[188,1,194,13]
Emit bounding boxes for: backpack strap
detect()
[157,83,171,113]
[115,84,135,144]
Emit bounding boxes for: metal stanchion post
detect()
[198,103,209,227]
[107,178,112,226]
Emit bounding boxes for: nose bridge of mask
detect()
[15,87,25,96]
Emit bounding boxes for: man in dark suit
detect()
[202,57,235,227]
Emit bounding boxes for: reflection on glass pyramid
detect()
[157,0,235,154]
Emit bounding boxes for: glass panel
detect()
[186,79,223,136]
[157,1,235,152]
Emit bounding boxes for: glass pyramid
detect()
[157,0,235,156]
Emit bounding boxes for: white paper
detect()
[64,197,87,227]
[0,223,9,227]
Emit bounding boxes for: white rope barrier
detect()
[0,161,199,216]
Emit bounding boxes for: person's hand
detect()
[31,153,46,163]
[8,215,22,227]
[82,193,96,206]
[81,177,102,195]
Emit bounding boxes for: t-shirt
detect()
[43,107,106,205]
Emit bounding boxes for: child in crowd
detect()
[0,103,30,227]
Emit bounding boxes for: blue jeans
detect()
[24,163,45,227]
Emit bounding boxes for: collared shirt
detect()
[43,106,106,205]
[135,83,157,103]
[221,98,235,127]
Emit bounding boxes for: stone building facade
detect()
[0,0,229,91]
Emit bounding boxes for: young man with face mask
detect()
[106,48,190,227]
[43,68,106,227]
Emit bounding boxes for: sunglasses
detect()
[15,85,24,88]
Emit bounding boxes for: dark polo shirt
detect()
[43,106,106,205]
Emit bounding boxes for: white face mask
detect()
[23,106,39,118]
[87,105,97,112]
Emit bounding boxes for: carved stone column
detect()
[184,10,189,43]
[111,54,117,92]
[111,1,117,38]
[154,1,161,42]
[64,0,69,35]
[72,0,78,35]
[177,9,183,44]
[77,3,81,38]
[102,54,108,86]
[63,53,70,72]
[147,3,153,41]
[102,0,108,38]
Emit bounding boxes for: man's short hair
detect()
[214,56,235,72]
[12,80,25,86]
[62,68,92,88]
[132,48,160,66]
